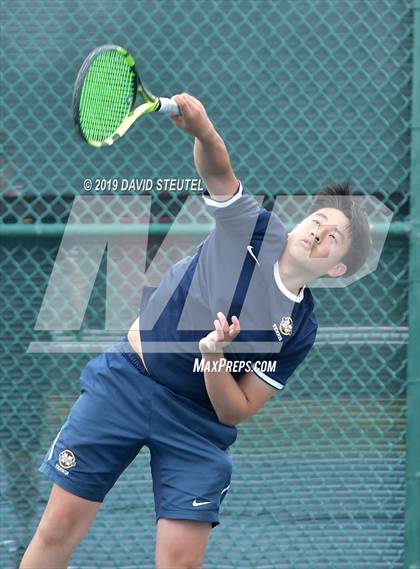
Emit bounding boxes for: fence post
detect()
[404,2,420,568]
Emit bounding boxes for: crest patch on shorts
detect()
[58,449,77,470]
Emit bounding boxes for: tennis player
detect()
[20,93,371,569]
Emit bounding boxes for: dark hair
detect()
[308,181,371,276]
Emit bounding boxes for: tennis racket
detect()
[72,45,180,147]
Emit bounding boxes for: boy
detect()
[21,94,371,569]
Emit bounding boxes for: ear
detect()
[327,262,347,278]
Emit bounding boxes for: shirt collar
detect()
[273,262,305,303]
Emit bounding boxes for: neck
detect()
[277,249,311,296]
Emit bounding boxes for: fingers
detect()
[215,312,240,338]
[169,93,213,140]
[169,117,183,129]
[172,93,192,114]
[171,94,184,114]
[229,315,240,337]
[214,319,224,341]
[172,92,201,105]
[217,312,229,333]
[172,93,205,118]
[200,313,240,355]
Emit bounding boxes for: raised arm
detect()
[170,93,239,201]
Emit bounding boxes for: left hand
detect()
[199,312,241,354]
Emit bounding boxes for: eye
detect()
[329,234,337,241]
[312,219,320,225]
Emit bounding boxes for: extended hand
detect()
[170,93,215,141]
[199,312,241,354]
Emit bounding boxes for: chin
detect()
[289,252,327,276]
[288,243,311,264]
[287,254,313,275]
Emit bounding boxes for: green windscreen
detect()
[78,49,136,142]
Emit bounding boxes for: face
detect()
[286,207,352,279]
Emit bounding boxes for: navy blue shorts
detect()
[39,340,237,527]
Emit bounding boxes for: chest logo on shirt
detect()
[246,245,260,266]
[279,316,293,336]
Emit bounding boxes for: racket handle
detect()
[159,97,181,116]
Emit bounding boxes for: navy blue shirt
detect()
[139,183,317,407]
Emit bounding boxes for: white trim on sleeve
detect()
[202,182,243,208]
[252,364,285,390]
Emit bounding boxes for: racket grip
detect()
[159,97,181,116]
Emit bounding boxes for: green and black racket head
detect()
[72,45,179,147]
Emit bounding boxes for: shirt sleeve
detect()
[202,181,262,232]
[251,314,318,390]
[202,181,288,255]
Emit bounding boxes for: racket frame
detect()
[72,45,164,147]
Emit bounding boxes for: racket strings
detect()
[79,50,136,141]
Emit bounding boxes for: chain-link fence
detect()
[0,1,415,567]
